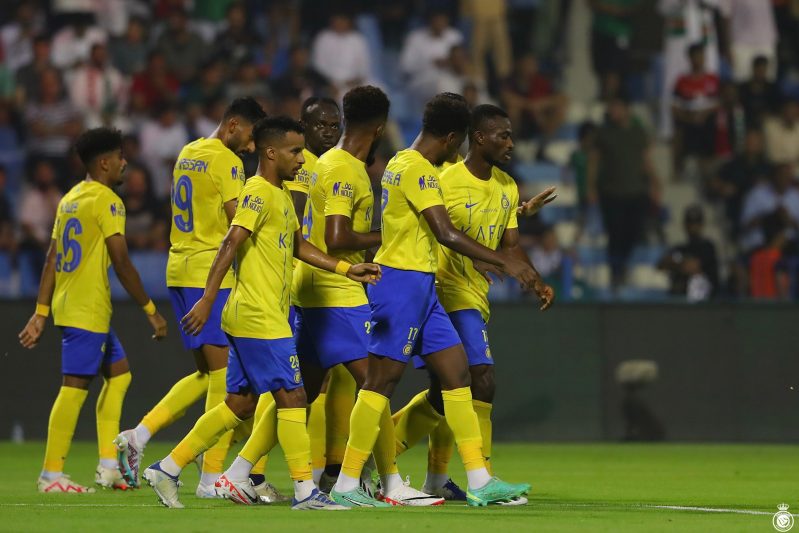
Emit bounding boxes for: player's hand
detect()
[517,186,557,217]
[347,263,382,284]
[534,280,555,311]
[148,311,168,341]
[472,259,504,285]
[502,257,536,291]
[181,297,213,336]
[19,313,46,349]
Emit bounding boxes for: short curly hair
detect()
[342,85,390,126]
[422,93,470,137]
[253,116,304,148]
[74,127,123,166]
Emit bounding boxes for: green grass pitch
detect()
[0,441,795,532]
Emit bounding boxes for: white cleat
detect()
[291,489,350,511]
[214,474,260,505]
[38,474,95,494]
[114,429,143,488]
[195,482,220,499]
[493,495,529,506]
[95,465,131,490]
[379,477,445,506]
[142,463,183,508]
[253,480,290,503]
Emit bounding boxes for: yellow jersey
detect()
[375,149,445,273]
[285,148,316,196]
[435,162,519,321]
[222,176,299,340]
[436,154,464,173]
[167,137,245,289]
[293,148,372,308]
[51,180,126,333]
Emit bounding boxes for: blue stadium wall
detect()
[1,301,797,442]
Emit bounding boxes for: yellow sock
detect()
[171,402,241,469]
[325,364,355,465]
[95,372,131,463]
[340,390,388,478]
[202,368,231,474]
[442,387,485,472]
[373,404,399,475]
[428,419,455,475]
[141,371,209,435]
[392,389,442,456]
[277,408,312,481]
[232,416,253,445]
[249,393,274,475]
[308,392,326,471]
[239,395,277,465]
[473,399,493,475]
[43,386,89,473]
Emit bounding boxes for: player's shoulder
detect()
[491,166,517,187]
[439,160,467,182]
[396,149,436,176]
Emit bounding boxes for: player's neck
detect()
[337,131,372,163]
[255,162,283,189]
[84,173,113,188]
[464,153,492,181]
[410,132,443,166]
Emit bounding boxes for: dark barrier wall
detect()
[1,301,797,442]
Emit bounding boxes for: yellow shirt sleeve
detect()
[402,161,444,213]
[96,191,126,239]
[323,164,356,218]
[231,188,268,234]
[214,151,245,203]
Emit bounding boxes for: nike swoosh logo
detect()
[465,202,478,209]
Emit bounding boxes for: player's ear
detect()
[374,123,385,138]
[266,145,276,161]
[228,117,239,134]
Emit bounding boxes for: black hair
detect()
[253,116,305,148]
[423,93,470,137]
[752,55,769,67]
[74,127,123,166]
[342,85,390,126]
[469,104,509,137]
[223,97,267,125]
[301,96,339,121]
[687,42,705,58]
[577,121,597,140]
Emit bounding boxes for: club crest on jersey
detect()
[501,193,510,210]
[403,343,413,356]
[294,371,302,384]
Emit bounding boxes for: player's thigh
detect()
[200,343,229,372]
[299,358,325,404]
[424,344,471,391]
[272,386,308,409]
[426,371,444,414]
[343,357,368,387]
[362,354,407,397]
[319,370,332,394]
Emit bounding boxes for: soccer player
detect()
[392,104,555,503]
[329,94,536,507]
[19,127,167,493]
[142,116,379,510]
[115,98,269,498]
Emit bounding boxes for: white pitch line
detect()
[648,505,791,517]
[0,503,158,508]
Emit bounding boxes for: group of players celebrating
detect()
[19,87,555,511]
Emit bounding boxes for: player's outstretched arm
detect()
[18,239,57,349]
[518,186,557,217]
[106,234,168,340]
[421,205,536,290]
[181,225,250,336]
[500,228,554,311]
[325,214,382,252]
[295,229,381,284]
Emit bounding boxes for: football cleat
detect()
[330,486,392,508]
[142,462,183,508]
[114,430,143,488]
[253,480,290,503]
[38,475,95,494]
[379,477,444,506]
[95,465,131,490]
[423,478,467,501]
[195,481,220,499]
[291,488,350,511]
[493,495,529,506]
[466,477,526,507]
[213,474,260,505]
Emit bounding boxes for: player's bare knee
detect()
[62,374,92,390]
[470,366,495,403]
[225,393,257,419]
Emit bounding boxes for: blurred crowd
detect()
[0,0,798,301]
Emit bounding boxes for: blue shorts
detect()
[61,327,126,375]
[368,266,461,363]
[289,305,297,335]
[225,334,303,395]
[413,309,494,369]
[294,305,369,369]
[168,287,230,350]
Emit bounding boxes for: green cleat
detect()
[466,477,526,507]
[330,486,392,508]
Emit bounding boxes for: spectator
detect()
[0,165,16,253]
[18,160,62,273]
[14,35,52,106]
[588,0,640,98]
[724,0,778,81]
[129,51,180,115]
[271,44,331,102]
[709,129,772,239]
[120,165,168,251]
[311,12,373,97]
[501,53,568,146]
[0,2,44,73]
[740,163,799,251]
[763,99,799,167]
[738,55,781,129]
[431,45,490,104]
[568,121,598,245]
[0,103,23,190]
[589,95,661,289]
[461,0,512,80]
[50,13,108,70]
[227,63,271,101]
[712,81,745,161]
[155,7,209,84]
[530,225,565,291]
[66,42,128,129]
[24,68,82,187]
[658,205,719,301]
[748,211,791,299]
[672,43,720,177]
[185,58,227,107]
[139,103,188,199]
[108,17,149,76]
[213,2,261,67]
